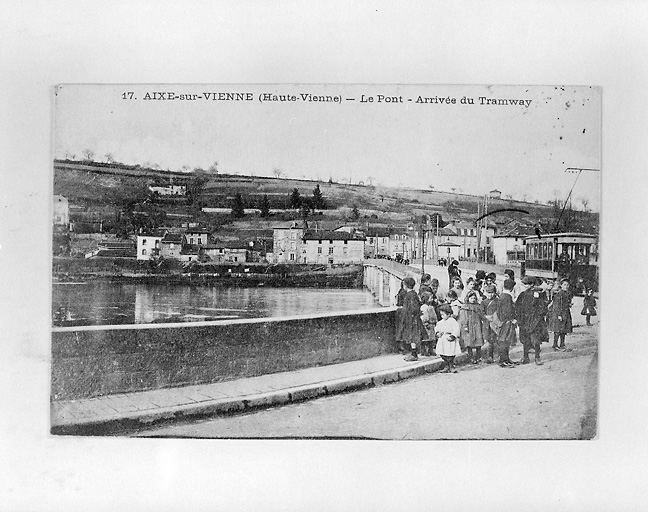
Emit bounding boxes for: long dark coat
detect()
[395,286,407,340]
[458,303,485,348]
[515,288,549,343]
[496,292,517,347]
[548,289,573,334]
[401,290,424,344]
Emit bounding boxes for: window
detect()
[290,253,295,261]
[142,249,147,255]
[319,240,322,244]
[329,247,334,254]
[344,240,348,244]
[318,247,322,254]
[198,239,202,245]
[190,238,194,245]
[142,239,147,245]
[329,239,333,244]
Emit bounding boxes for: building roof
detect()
[184,226,210,234]
[438,241,461,247]
[161,233,184,243]
[303,230,366,241]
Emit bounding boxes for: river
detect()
[52,282,380,327]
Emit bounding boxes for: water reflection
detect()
[53,282,380,327]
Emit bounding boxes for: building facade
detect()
[302,230,366,264]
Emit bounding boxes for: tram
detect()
[522,232,599,293]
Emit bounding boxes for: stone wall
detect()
[51,309,396,400]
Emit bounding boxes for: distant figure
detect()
[549,278,573,351]
[581,289,597,326]
[535,222,543,239]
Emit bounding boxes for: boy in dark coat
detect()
[515,276,549,365]
[496,279,518,367]
[401,277,423,362]
[549,278,573,351]
[481,284,499,363]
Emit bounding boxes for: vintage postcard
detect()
[51,84,600,439]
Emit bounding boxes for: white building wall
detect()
[137,236,163,260]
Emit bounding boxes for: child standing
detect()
[458,290,486,364]
[549,278,573,351]
[395,281,407,353]
[401,277,423,362]
[419,291,437,356]
[435,304,462,373]
[581,289,597,326]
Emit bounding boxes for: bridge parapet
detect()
[52,308,396,401]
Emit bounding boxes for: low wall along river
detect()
[51,309,396,400]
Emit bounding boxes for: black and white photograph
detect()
[3,2,648,510]
[51,83,600,439]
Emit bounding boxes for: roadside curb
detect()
[51,353,469,436]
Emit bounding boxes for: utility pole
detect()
[555,167,600,231]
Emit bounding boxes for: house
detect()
[489,189,502,199]
[364,228,391,258]
[184,226,210,246]
[53,195,69,227]
[438,240,462,262]
[202,241,248,263]
[149,183,186,196]
[302,230,366,264]
[137,229,166,260]
[272,221,306,263]
[388,229,413,260]
[491,223,536,267]
[159,233,184,259]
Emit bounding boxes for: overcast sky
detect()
[55,84,601,210]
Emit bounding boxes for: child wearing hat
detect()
[435,304,462,373]
[548,278,573,351]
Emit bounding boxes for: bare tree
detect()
[104,152,114,163]
[273,168,284,179]
[82,149,94,162]
[208,161,219,174]
[367,176,375,186]
[579,196,590,213]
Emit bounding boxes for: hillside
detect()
[53,159,596,234]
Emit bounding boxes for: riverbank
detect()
[53,257,364,288]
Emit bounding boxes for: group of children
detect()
[395,268,597,373]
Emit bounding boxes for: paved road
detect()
[139,327,598,440]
